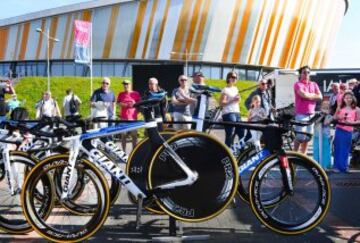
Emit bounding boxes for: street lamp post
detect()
[36,28,59,92]
[170,49,203,77]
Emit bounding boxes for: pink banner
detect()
[74,20,91,64]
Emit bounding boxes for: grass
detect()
[11,77,257,118]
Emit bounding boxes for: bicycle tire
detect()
[249,151,331,235]
[21,156,110,242]
[0,151,52,234]
[52,154,121,211]
[148,132,238,222]
[236,145,257,203]
[126,132,175,214]
[237,146,295,207]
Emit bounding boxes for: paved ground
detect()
[1,130,359,243]
[1,171,359,243]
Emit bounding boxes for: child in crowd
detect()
[333,91,360,173]
[248,95,267,148]
[313,100,332,171]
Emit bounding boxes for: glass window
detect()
[210,66,221,79]
[15,63,26,77]
[102,62,114,77]
[92,62,102,76]
[75,63,87,76]
[1,63,10,76]
[246,69,259,81]
[238,69,246,80]
[52,61,63,76]
[63,62,75,76]
[202,66,211,79]
[36,62,46,76]
[25,62,36,76]
[114,62,125,76]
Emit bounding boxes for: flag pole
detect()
[90,22,93,96]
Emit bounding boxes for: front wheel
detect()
[249,151,331,235]
[148,132,238,222]
[21,156,110,242]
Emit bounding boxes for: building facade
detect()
[0,0,348,79]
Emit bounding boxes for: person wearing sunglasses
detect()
[220,71,244,147]
[245,79,272,118]
[293,65,323,154]
[171,75,196,130]
[117,79,141,151]
[90,77,116,127]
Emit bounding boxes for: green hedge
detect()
[12,76,256,118]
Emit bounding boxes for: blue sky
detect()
[0,0,359,68]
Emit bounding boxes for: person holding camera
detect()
[0,79,15,122]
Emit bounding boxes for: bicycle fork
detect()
[278,150,294,196]
[60,138,80,200]
[2,145,20,195]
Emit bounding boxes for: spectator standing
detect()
[63,89,82,120]
[6,94,21,113]
[313,100,332,171]
[347,78,357,91]
[245,79,272,118]
[171,75,196,130]
[35,91,61,119]
[90,77,116,127]
[351,79,360,107]
[0,79,15,122]
[329,83,340,115]
[117,80,141,151]
[248,95,267,148]
[293,65,323,154]
[143,77,167,121]
[192,71,206,85]
[220,71,244,147]
[336,82,348,110]
[333,91,360,173]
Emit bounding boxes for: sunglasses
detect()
[261,83,267,85]
[123,83,130,85]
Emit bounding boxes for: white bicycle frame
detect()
[59,120,198,200]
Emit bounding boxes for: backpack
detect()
[69,95,80,114]
[10,107,29,120]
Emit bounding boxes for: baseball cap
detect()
[122,79,131,84]
[193,71,204,77]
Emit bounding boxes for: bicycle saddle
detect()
[134,98,164,109]
[190,84,221,94]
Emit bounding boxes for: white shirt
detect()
[42,99,55,117]
[221,86,240,115]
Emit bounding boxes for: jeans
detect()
[334,127,352,172]
[222,112,244,147]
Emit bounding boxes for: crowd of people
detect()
[294,66,360,173]
[1,66,359,172]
